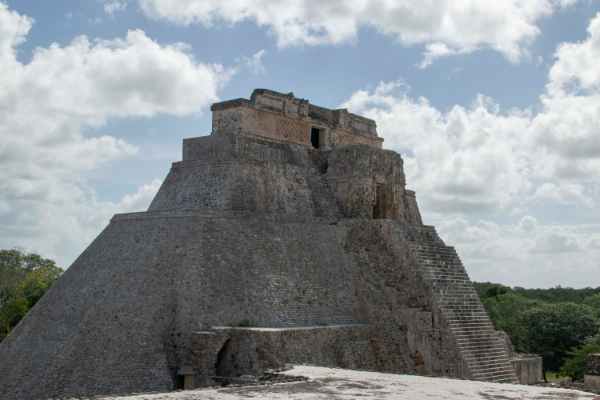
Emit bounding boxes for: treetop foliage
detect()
[475,281,600,380]
[0,249,62,341]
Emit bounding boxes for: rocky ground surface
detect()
[92,366,598,400]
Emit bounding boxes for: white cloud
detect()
[419,43,466,69]
[0,2,31,69]
[588,238,600,250]
[237,49,266,75]
[116,179,162,211]
[518,216,538,233]
[436,217,595,287]
[531,232,581,254]
[547,13,600,97]
[530,182,593,207]
[0,3,230,266]
[104,0,128,16]
[138,0,578,66]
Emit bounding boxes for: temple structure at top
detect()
[210,89,383,149]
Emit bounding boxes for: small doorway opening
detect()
[215,339,232,385]
[310,127,320,149]
[175,374,185,390]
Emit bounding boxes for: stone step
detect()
[437,299,482,304]
[438,299,484,305]
[456,337,501,344]
[471,360,514,370]
[438,301,484,306]
[441,308,487,313]
[430,280,471,285]
[460,347,508,357]
[463,355,512,364]
[418,257,458,262]
[435,289,478,294]
[438,292,479,296]
[447,321,494,327]
[443,309,489,314]
[439,297,483,300]
[442,310,488,316]
[448,318,492,324]
[434,285,478,290]
[452,330,496,338]
[443,312,490,319]
[452,328,497,335]
[422,267,465,271]
[467,353,512,362]
[472,366,517,376]
[456,343,508,352]
[427,275,470,281]
[472,365,516,376]
[417,255,459,260]
[427,273,471,278]
[452,331,497,338]
[454,335,499,342]
[418,260,460,265]
[428,277,472,283]
[419,260,463,265]
[473,374,518,383]
[450,324,495,331]
[434,287,475,292]
[437,297,481,302]
[416,245,454,250]
[417,257,459,263]
[447,317,493,322]
[472,369,518,380]
[461,350,510,358]
[414,245,456,252]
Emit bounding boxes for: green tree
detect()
[520,303,598,374]
[474,282,511,300]
[561,334,600,381]
[584,293,600,318]
[513,286,600,304]
[0,249,62,341]
[480,292,541,352]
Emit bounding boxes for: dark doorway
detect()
[215,339,232,381]
[175,374,185,390]
[311,127,320,149]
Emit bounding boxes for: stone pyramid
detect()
[0,89,518,399]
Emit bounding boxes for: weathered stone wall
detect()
[198,325,374,382]
[586,354,600,392]
[512,354,543,385]
[344,222,469,378]
[0,216,361,399]
[151,133,340,218]
[214,106,312,146]
[325,145,422,223]
[152,133,417,223]
[210,89,383,149]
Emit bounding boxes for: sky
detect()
[1,0,600,288]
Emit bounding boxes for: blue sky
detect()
[2,0,600,288]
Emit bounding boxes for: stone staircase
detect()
[407,226,518,383]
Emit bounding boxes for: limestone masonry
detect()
[0,89,520,399]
